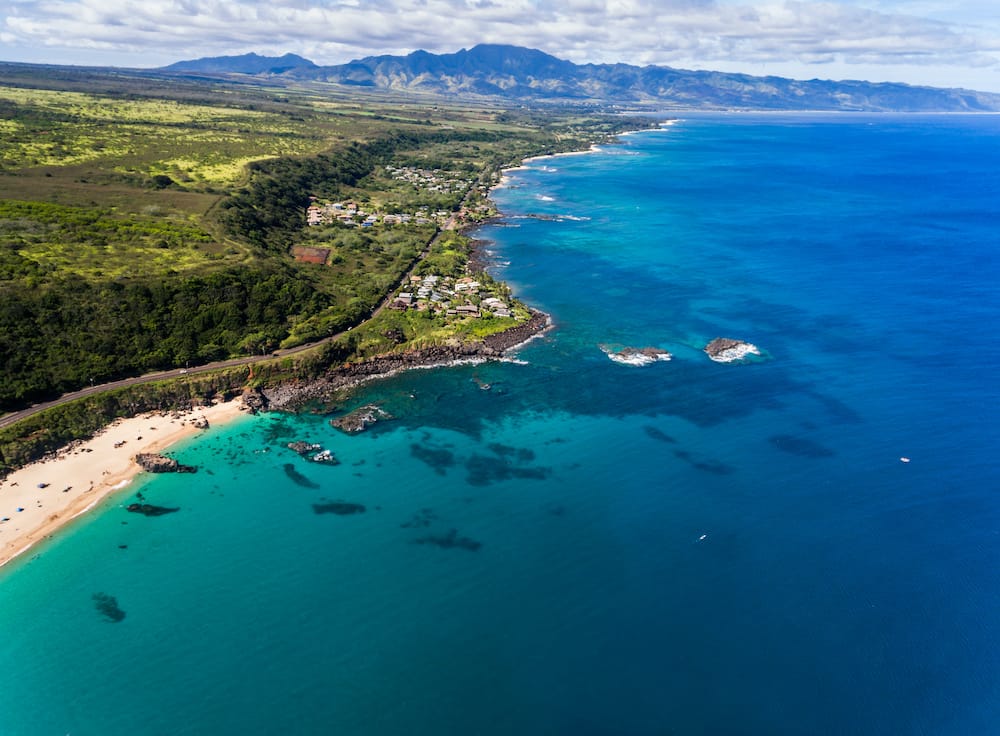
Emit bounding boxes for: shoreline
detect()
[258,308,553,411]
[0,400,247,571]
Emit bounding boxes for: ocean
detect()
[1,113,998,735]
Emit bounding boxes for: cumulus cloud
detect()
[1,0,998,80]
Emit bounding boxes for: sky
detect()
[2,0,1000,93]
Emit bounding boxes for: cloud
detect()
[1,0,998,78]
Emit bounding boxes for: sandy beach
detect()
[0,400,247,570]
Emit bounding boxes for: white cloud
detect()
[1,0,999,90]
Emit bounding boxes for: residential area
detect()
[305,164,497,230]
[390,274,523,320]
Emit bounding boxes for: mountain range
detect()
[160,44,1000,112]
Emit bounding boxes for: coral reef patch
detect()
[412,528,482,551]
[410,443,456,474]
[126,503,180,516]
[769,434,835,458]
[312,501,366,515]
[93,592,126,622]
[283,463,320,488]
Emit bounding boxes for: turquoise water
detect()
[2,114,999,734]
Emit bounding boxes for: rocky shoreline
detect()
[252,308,551,412]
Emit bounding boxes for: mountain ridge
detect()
[162,52,316,75]
[159,44,1000,112]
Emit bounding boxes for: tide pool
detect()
[1,113,998,735]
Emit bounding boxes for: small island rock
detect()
[288,441,340,464]
[330,404,393,433]
[134,453,197,473]
[599,344,672,366]
[704,337,762,363]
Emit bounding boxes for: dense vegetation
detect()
[0,62,648,430]
[1,264,320,405]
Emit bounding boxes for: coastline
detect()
[0,130,617,572]
[0,399,247,571]
[258,308,553,411]
[0,310,552,569]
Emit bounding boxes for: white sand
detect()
[0,400,247,569]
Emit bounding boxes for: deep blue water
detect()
[2,114,999,735]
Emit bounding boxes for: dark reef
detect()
[410,443,456,474]
[93,592,126,622]
[283,463,320,488]
[134,453,196,473]
[412,528,482,551]
[126,503,180,516]
[313,501,366,515]
[769,434,835,458]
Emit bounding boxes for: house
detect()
[306,206,324,226]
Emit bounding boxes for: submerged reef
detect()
[283,463,320,489]
[126,503,180,516]
[312,501,366,515]
[412,528,482,551]
[92,592,126,622]
[410,443,456,475]
[400,508,438,528]
[643,425,678,444]
[769,434,835,458]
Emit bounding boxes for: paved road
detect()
[0,217,456,432]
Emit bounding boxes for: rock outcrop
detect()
[241,388,270,414]
[704,337,762,363]
[331,405,393,433]
[599,344,672,366]
[287,441,340,464]
[134,453,197,473]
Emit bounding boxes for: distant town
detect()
[305,165,495,230]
